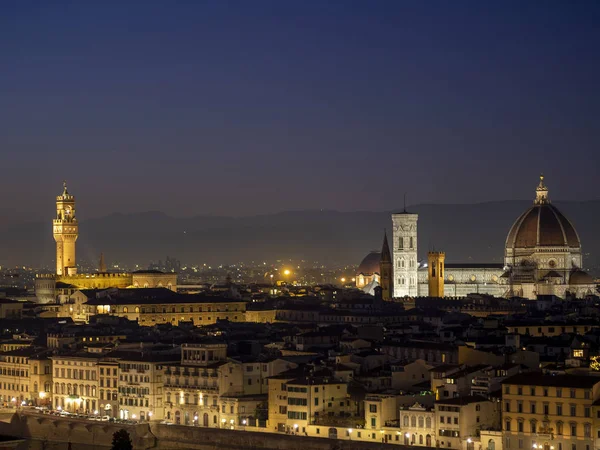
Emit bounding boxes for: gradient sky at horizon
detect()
[1,0,599,223]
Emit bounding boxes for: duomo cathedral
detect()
[356,176,597,300]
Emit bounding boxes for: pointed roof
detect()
[99,253,107,273]
[381,230,391,263]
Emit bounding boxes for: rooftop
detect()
[502,372,600,389]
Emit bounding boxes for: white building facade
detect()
[392,212,419,297]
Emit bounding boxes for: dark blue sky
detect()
[1,1,599,223]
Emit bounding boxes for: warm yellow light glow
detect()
[38,391,46,399]
[283,269,291,276]
[341,278,346,283]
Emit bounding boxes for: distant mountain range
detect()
[2,200,599,273]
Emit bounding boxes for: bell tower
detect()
[53,181,78,275]
[428,252,445,298]
[379,230,393,301]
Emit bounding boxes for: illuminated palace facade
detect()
[35,183,177,304]
[357,177,597,299]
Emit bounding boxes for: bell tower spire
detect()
[53,181,78,276]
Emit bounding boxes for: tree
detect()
[111,429,133,450]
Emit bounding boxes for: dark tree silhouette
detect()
[111,429,132,450]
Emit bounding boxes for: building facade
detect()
[392,212,419,297]
[502,373,600,450]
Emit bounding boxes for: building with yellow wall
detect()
[502,373,600,450]
[80,289,246,326]
[0,348,52,407]
[50,353,101,413]
[116,351,178,421]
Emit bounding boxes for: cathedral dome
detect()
[356,251,381,275]
[506,176,580,250]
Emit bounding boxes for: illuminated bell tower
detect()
[427,252,445,298]
[53,181,78,275]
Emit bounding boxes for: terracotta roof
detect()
[506,203,580,249]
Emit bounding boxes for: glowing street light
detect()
[284,269,291,276]
[341,278,346,283]
[467,438,472,444]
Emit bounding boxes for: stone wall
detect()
[1,412,431,450]
[0,413,153,449]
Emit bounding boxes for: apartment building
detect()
[435,396,500,450]
[163,342,243,426]
[502,373,600,450]
[280,376,353,434]
[116,351,178,421]
[0,347,52,407]
[98,359,119,416]
[50,353,101,413]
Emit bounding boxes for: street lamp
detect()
[347,429,352,440]
[293,424,299,434]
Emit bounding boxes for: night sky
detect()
[1,1,599,224]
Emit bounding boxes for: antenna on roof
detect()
[403,193,407,213]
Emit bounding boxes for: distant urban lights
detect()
[341,277,346,283]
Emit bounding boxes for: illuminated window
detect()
[573,350,584,358]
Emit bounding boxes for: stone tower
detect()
[392,212,418,297]
[379,230,393,301]
[53,182,78,276]
[428,251,445,298]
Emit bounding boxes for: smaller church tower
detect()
[379,230,393,301]
[99,253,107,273]
[428,252,445,298]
